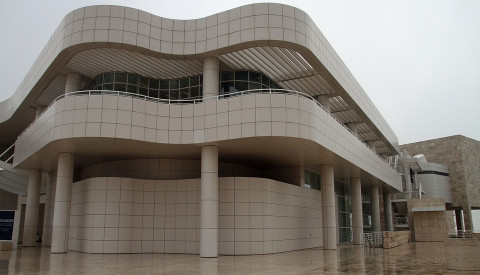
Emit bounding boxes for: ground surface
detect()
[0,242,478,274]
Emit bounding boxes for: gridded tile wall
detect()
[68,176,322,254]
[413,211,447,242]
[218,177,322,255]
[16,93,400,190]
[69,177,200,254]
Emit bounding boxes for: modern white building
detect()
[0,3,402,256]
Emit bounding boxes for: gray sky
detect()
[0,0,479,145]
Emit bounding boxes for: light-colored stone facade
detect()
[401,135,480,230]
[408,198,447,242]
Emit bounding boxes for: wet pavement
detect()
[0,242,478,274]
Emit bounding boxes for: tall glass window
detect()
[362,187,372,232]
[304,170,321,191]
[336,181,352,243]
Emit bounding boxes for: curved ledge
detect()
[0,3,399,153]
[14,91,401,190]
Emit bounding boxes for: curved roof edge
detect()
[0,3,399,153]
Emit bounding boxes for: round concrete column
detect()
[371,185,381,232]
[384,190,393,231]
[200,145,218,257]
[51,153,74,253]
[65,72,81,94]
[22,169,42,247]
[321,164,336,250]
[351,177,363,245]
[202,57,219,99]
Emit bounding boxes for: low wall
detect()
[383,231,410,249]
[68,177,322,255]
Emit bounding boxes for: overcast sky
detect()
[0,0,479,145]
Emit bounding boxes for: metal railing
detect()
[448,230,474,239]
[363,231,383,248]
[16,88,399,173]
[0,144,15,164]
[392,190,423,200]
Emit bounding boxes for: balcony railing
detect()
[16,89,399,173]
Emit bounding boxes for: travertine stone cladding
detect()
[383,231,410,249]
[401,135,480,230]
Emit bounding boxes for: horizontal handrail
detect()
[16,88,398,173]
[448,230,475,239]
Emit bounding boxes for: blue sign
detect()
[0,211,15,241]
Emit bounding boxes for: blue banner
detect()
[0,211,15,241]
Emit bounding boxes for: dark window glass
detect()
[159,90,169,99]
[199,75,203,85]
[128,74,138,85]
[139,87,148,96]
[170,89,179,100]
[115,72,127,83]
[139,76,148,88]
[95,74,103,86]
[160,80,169,89]
[95,84,103,90]
[221,82,235,94]
[169,79,179,90]
[190,76,199,86]
[249,71,261,83]
[127,84,138,94]
[149,90,159,98]
[261,74,270,86]
[180,77,189,88]
[221,71,234,81]
[235,81,248,91]
[104,83,113,91]
[104,73,113,83]
[249,82,261,90]
[180,88,189,99]
[114,83,126,92]
[190,86,199,98]
[149,79,159,89]
[235,71,248,81]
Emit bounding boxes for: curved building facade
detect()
[0,4,401,256]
